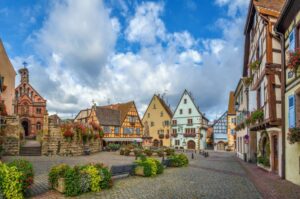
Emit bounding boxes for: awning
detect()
[103,138,143,142]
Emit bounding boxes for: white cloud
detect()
[125,2,166,45]
[215,0,249,17]
[12,0,247,120]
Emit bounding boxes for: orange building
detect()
[0,39,16,116]
[14,68,47,137]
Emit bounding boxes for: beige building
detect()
[243,0,285,176]
[227,92,236,151]
[0,39,16,115]
[275,0,300,185]
[142,94,173,147]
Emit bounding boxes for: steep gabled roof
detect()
[157,95,173,118]
[74,108,91,120]
[95,107,120,126]
[275,0,300,33]
[212,111,228,127]
[102,101,134,123]
[228,92,236,115]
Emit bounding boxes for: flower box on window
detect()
[287,127,300,144]
[183,133,196,138]
[287,48,300,72]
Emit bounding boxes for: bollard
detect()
[191,152,194,159]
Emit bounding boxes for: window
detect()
[187,119,193,125]
[160,111,163,117]
[151,122,154,127]
[256,41,260,60]
[231,118,236,124]
[288,94,295,128]
[172,129,177,134]
[36,122,41,130]
[104,126,111,133]
[163,120,170,126]
[175,140,180,145]
[128,116,136,123]
[257,88,261,109]
[231,129,235,135]
[297,25,300,48]
[36,108,42,114]
[188,108,192,114]
[124,128,133,134]
[180,109,183,114]
[172,120,177,125]
[153,104,156,109]
[115,127,119,134]
[136,128,140,135]
[184,99,187,104]
[148,113,150,118]
[289,28,296,52]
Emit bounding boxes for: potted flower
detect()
[287,127,300,144]
[287,48,300,72]
[249,60,261,71]
[243,75,254,86]
[251,110,264,124]
[63,129,74,142]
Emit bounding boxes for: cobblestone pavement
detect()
[237,158,300,199]
[4,151,263,199]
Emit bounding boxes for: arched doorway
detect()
[21,120,30,136]
[217,141,225,150]
[187,140,196,149]
[153,139,159,147]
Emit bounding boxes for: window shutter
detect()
[289,29,295,52]
[288,95,296,128]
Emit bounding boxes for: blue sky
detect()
[0,0,249,120]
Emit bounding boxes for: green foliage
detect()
[64,167,81,196]
[135,157,158,177]
[48,164,70,188]
[124,148,131,156]
[120,148,125,155]
[48,163,112,196]
[156,150,164,157]
[133,149,142,157]
[81,166,101,192]
[251,110,264,122]
[287,128,300,144]
[0,162,23,199]
[153,159,164,174]
[164,148,175,156]
[143,149,153,156]
[8,159,34,193]
[250,60,261,71]
[257,156,270,167]
[107,143,120,151]
[167,154,189,167]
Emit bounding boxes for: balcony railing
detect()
[183,133,196,138]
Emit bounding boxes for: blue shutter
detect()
[288,95,296,128]
[289,29,295,52]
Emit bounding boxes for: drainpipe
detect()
[274,28,286,179]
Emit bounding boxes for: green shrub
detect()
[99,167,112,189]
[165,148,175,156]
[64,167,81,196]
[8,159,34,193]
[135,157,157,177]
[107,143,120,151]
[81,166,101,192]
[154,159,164,174]
[167,154,189,167]
[257,156,270,167]
[144,149,153,156]
[79,172,91,193]
[48,164,70,188]
[120,148,125,155]
[134,149,142,157]
[0,162,23,199]
[124,148,131,156]
[156,150,164,157]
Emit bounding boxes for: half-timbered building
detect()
[213,111,228,151]
[275,0,300,185]
[243,0,285,176]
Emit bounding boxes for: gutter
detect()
[274,27,286,179]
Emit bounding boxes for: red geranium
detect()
[288,48,300,71]
[63,129,74,138]
[90,121,100,131]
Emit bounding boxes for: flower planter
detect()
[257,163,271,172]
[134,166,145,176]
[54,178,66,193]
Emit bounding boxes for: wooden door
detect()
[273,135,278,172]
[187,140,195,149]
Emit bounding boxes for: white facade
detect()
[171,90,208,150]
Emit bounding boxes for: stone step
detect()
[20,146,41,156]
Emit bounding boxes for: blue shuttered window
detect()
[288,95,296,128]
[289,29,295,52]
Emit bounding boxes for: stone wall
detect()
[42,123,102,156]
[0,116,22,155]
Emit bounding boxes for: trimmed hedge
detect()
[134,157,163,177]
[167,154,189,167]
[48,163,112,197]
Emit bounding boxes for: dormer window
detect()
[184,99,187,104]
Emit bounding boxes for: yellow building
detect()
[142,94,173,147]
[276,0,300,185]
[0,39,16,115]
[227,92,236,151]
